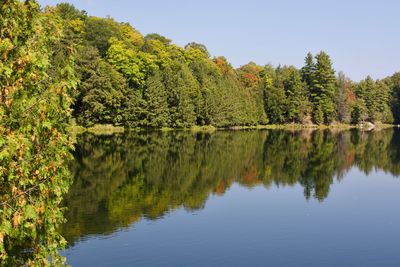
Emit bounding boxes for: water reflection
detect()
[63,129,400,244]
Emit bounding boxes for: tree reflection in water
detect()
[63,129,400,244]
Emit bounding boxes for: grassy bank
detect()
[68,122,396,135]
[68,124,125,135]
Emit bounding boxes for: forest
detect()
[60,4,400,127]
[7,2,400,129]
[2,0,400,266]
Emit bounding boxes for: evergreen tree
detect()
[142,70,169,127]
[356,77,393,123]
[301,52,315,87]
[281,66,310,123]
[375,80,393,123]
[313,103,324,125]
[263,66,287,124]
[73,46,128,126]
[189,59,225,126]
[351,99,368,124]
[385,73,400,123]
[312,51,337,124]
[123,89,147,128]
[163,63,197,127]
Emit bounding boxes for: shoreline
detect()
[68,123,397,135]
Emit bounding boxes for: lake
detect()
[62,129,400,267]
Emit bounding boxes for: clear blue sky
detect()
[38,0,400,81]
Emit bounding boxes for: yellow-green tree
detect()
[0,1,76,265]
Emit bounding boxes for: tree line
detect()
[46,3,400,128]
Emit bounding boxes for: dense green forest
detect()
[60,1,400,127]
[2,1,400,266]
[8,2,400,128]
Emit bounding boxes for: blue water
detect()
[62,129,400,266]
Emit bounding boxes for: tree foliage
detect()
[3,1,400,264]
[0,1,76,265]
[34,2,400,128]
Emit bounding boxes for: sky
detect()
[38,0,400,81]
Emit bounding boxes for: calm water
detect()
[62,129,400,266]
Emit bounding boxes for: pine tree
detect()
[301,52,315,87]
[356,77,393,123]
[163,63,197,127]
[351,99,368,124]
[386,73,400,123]
[374,81,393,123]
[143,70,169,127]
[313,103,324,125]
[74,46,128,126]
[312,51,337,124]
[123,89,147,128]
[189,59,225,126]
[282,66,310,123]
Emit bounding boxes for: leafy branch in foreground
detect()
[0,1,76,266]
